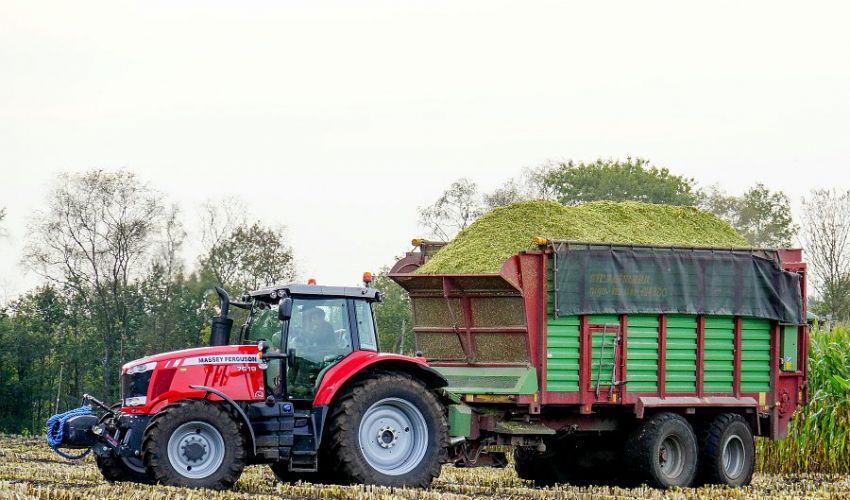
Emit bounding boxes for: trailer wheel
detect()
[326,371,447,488]
[143,400,247,490]
[698,413,755,487]
[626,412,698,488]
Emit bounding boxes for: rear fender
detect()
[312,351,447,407]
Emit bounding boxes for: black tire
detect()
[325,371,447,488]
[95,404,153,484]
[697,413,755,487]
[96,454,153,484]
[143,400,247,490]
[625,412,698,488]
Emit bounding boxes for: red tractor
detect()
[50,281,449,489]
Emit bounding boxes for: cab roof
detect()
[249,283,380,302]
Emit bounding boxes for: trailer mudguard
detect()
[312,351,447,407]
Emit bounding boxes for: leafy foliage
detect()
[198,222,295,294]
[701,183,797,247]
[544,157,699,206]
[758,325,850,473]
[371,270,414,355]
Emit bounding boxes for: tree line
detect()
[1,160,848,434]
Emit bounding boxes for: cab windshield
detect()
[245,304,280,344]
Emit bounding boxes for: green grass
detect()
[418,200,748,274]
[757,325,850,474]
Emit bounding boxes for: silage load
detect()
[417,200,749,274]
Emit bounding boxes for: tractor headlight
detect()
[126,361,157,375]
[123,396,147,407]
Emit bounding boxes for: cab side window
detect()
[355,300,378,351]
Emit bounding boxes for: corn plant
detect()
[758,325,850,473]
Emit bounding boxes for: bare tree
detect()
[482,162,560,209]
[801,189,850,321]
[199,196,247,250]
[418,178,484,240]
[24,170,163,399]
[520,162,560,201]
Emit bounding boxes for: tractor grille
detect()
[121,371,152,404]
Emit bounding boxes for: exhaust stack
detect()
[210,286,234,347]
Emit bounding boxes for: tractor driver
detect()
[302,306,336,349]
[287,304,348,397]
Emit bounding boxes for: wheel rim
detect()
[658,435,684,479]
[357,397,429,476]
[722,435,745,479]
[166,421,226,479]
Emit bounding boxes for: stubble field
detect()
[2,436,849,500]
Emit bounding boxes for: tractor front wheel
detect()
[96,454,152,484]
[326,372,447,488]
[95,406,153,484]
[143,400,247,490]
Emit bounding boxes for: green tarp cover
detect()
[553,243,804,324]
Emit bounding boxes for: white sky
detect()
[1,1,849,302]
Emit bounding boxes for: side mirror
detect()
[278,297,293,321]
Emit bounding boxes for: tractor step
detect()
[289,450,318,472]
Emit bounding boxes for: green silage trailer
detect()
[390,240,808,488]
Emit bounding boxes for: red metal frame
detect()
[658,314,667,398]
[696,315,705,398]
[619,315,628,403]
[734,317,742,398]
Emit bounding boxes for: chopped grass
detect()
[418,200,749,274]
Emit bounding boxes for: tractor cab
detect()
[241,283,382,401]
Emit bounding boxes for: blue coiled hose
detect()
[46,405,94,460]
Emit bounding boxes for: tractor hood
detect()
[121,345,259,374]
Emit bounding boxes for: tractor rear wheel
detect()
[697,413,755,487]
[326,372,447,488]
[625,412,698,488]
[143,400,247,490]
